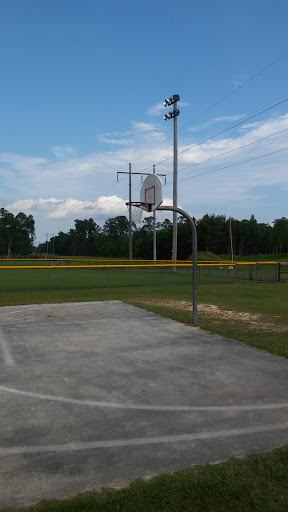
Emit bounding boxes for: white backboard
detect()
[140,174,163,212]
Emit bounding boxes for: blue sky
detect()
[1,0,288,244]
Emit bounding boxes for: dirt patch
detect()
[140,298,288,333]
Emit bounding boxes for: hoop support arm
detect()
[157,205,197,325]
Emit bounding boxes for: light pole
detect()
[153,164,156,261]
[163,94,180,269]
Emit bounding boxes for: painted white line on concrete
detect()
[0,301,108,318]
[0,304,61,317]
[1,385,288,411]
[1,421,288,456]
[0,332,14,366]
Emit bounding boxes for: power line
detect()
[181,49,288,130]
[135,96,288,174]
[133,50,288,164]
[165,146,288,184]
[103,180,119,196]
[178,97,288,157]
[173,127,288,175]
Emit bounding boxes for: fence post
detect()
[254,263,258,283]
[199,265,202,285]
[107,267,109,288]
[234,263,238,284]
[276,262,280,283]
[161,267,163,286]
[48,268,51,290]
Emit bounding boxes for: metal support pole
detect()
[45,233,54,258]
[172,100,178,271]
[128,163,132,261]
[107,267,109,288]
[157,205,197,324]
[153,164,157,261]
[277,262,280,283]
[234,263,238,284]
[48,268,51,290]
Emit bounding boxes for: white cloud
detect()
[162,197,173,207]
[232,75,251,88]
[130,121,163,132]
[147,103,166,116]
[188,113,246,133]
[7,196,127,219]
[0,153,47,172]
[212,114,247,122]
[2,111,288,241]
[96,120,165,147]
[50,146,75,160]
[98,137,133,145]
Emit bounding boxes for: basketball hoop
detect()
[125,176,163,224]
[126,202,151,223]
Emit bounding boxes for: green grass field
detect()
[0,262,278,292]
[1,280,288,512]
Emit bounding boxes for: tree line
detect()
[0,208,35,256]
[38,213,288,259]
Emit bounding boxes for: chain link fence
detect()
[0,262,279,292]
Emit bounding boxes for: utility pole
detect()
[153,165,157,261]
[129,163,132,260]
[45,233,49,257]
[117,167,166,261]
[44,233,55,257]
[163,94,180,269]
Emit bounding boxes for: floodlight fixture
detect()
[163,95,180,108]
[163,97,173,107]
[163,109,180,120]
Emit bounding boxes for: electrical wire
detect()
[173,126,288,175]
[178,97,288,157]
[106,125,288,206]
[164,146,288,185]
[42,51,288,248]
[133,50,288,168]
[103,180,119,196]
[181,49,288,130]
[134,96,288,173]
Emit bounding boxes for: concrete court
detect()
[1,301,288,509]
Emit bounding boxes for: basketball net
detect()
[130,204,143,223]
[126,202,151,224]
